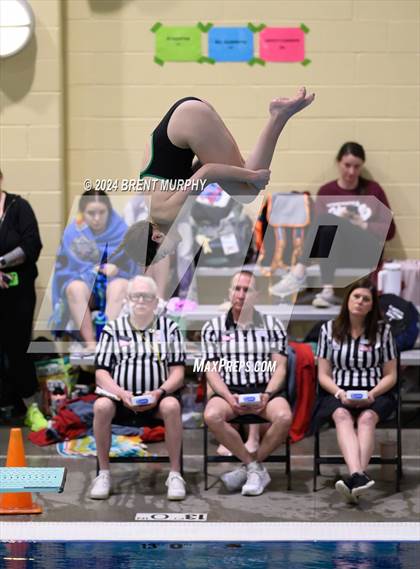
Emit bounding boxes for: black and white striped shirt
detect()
[317,320,396,389]
[95,314,186,393]
[201,309,287,390]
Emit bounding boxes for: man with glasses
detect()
[202,270,291,496]
[89,276,186,500]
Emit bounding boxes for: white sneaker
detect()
[166,472,186,500]
[241,464,271,496]
[269,272,307,297]
[312,289,340,308]
[89,471,111,500]
[220,465,248,492]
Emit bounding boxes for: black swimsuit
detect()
[140,97,202,182]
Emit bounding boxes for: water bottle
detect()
[94,250,108,340]
[94,311,108,341]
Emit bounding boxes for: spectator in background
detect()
[270,142,396,307]
[0,169,46,430]
[51,190,138,349]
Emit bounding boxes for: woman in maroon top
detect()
[270,142,396,306]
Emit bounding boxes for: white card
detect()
[220,233,239,255]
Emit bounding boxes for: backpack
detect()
[255,192,312,273]
[190,184,255,267]
[379,294,420,352]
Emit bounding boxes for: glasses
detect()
[128,292,156,303]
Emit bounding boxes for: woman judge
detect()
[314,278,397,502]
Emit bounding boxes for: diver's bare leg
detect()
[171,87,314,174]
[245,87,315,170]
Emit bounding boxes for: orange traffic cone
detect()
[0,428,42,514]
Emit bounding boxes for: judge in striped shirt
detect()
[202,270,292,497]
[315,278,397,503]
[89,276,187,501]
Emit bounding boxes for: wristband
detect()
[158,387,167,397]
[264,391,273,398]
[334,389,344,400]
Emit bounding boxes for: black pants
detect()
[299,213,382,284]
[0,284,38,404]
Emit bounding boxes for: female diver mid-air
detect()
[118,86,315,266]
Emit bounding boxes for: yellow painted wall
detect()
[1,0,419,320]
[0,0,64,319]
[65,0,419,259]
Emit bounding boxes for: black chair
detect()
[202,347,297,491]
[96,419,183,475]
[203,414,291,491]
[96,453,183,476]
[313,358,402,493]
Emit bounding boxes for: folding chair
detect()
[96,453,184,475]
[202,347,297,491]
[96,418,183,475]
[313,358,402,492]
[203,415,291,491]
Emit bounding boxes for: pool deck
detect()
[0,423,419,525]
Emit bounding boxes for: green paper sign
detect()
[154,25,203,63]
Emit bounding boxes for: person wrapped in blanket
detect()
[51,190,138,350]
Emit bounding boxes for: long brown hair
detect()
[332,277,382,344]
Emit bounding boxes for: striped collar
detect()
[225,308,264,331]
[127,314,158,334]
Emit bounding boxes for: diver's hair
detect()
[111,220,172,267]
[127,275,158,297]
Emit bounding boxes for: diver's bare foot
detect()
[269,86,315,120]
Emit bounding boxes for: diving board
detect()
[0,467,67,494]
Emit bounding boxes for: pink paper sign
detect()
[259,27,305,62]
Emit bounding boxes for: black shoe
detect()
[351,472,375,498]
[335,477,358,504]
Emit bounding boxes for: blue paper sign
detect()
[208,27,254,62]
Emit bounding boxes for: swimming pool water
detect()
[1,541,418,569]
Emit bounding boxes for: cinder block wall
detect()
[1,0,419,325]
[66,0,419,260]
[0,0,64,322]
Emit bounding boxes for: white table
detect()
[178,304,340,323]
[69,348,420,369]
